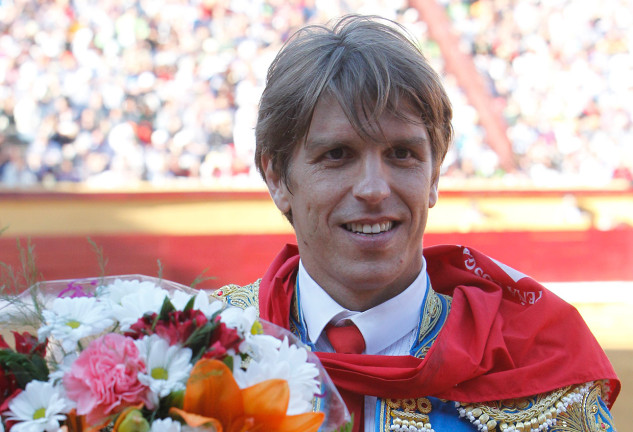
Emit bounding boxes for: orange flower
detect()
[170,359,324,432]
[60,408,113,432]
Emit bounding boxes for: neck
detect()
[304,267,422,312]
[324,283,409,312]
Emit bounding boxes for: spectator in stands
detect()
[0,0,631,188]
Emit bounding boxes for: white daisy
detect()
[240,333,281,359]
[135,335,193,405]
[5,380,72,432]
[150,418,182,432]
[103,280,170,331]
[219,306,258,335]
[38,297,113,351]
[170,290,223,318]
[47,351,78,383]
[97,278,165,304]
[233,337,320,415]
[168,290,193,311]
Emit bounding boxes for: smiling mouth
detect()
[344,221,395,234]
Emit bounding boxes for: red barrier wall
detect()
[2,187,631,290]
[1,228,631,292]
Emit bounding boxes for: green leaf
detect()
[183,295,196,312]
[222,355,234,372]
[116,409,150,432]
[29,353,49,378]
[157,296,176,321]
[156,259,163,281]
[184,322,216,362]
[18,238,40,292]
[164,389,184,409]
[189,269,216,289]
[0,349,49,387]
[1,236,40,299]
[333,415,354,432]
[87,237,108,279]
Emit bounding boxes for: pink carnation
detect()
[63,333,150,424]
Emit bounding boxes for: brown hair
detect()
[255,14,453,187]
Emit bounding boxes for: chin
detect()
[341,266,399,290]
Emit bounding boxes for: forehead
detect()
[303,95,429,147]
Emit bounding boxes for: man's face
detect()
[263,97,438,311]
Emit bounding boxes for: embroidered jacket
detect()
[214,280,617,432]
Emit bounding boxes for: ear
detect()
[262,155,291,214]
[428,175,439,208]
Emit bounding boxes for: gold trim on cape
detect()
[456,381,614,431]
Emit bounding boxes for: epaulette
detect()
[455,381,613,432]
[212,280,261,312]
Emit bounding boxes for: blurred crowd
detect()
[0,0,632,189]
[445,0,633,186]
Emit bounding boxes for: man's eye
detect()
[392,148,411,159]
[325,148,345,160]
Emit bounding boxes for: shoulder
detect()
[456,381,616,431]
[212,280,261,311]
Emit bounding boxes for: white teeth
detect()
[345,221,393,234]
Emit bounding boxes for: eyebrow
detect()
[385,136,430,147]
[304,134,429,150]
[303,136,352,150]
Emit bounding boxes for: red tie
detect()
[325,321,366,354]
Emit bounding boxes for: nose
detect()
[352,154,391,204]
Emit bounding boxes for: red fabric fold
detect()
[258,244,620,432]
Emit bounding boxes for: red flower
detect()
[12,331,47,357]
[0,334,9,349]
[126,309,208,345]
[203,321,242,360]
[0,331,46,410]
[0,366,20,411]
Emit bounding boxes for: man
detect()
[215,15,619,432]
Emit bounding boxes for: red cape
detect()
[258,244,620,431]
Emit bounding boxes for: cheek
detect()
[293,173,345,237]
[304,202,322,234]
[303,191,334,234]
[294,202,321,249]
[406,187,432,223]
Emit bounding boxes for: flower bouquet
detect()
[0,275,350,432]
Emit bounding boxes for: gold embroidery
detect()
[411,288,452,359]
[288,281,303,340]
[417,289,441,342]
[385,398,434,432]
[417,398,433,414]
[552,382,613,432]
[474,386,569,429]
[457,382,611,432]
[212,280,260,311]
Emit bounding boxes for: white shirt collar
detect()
[297,258,428,354]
